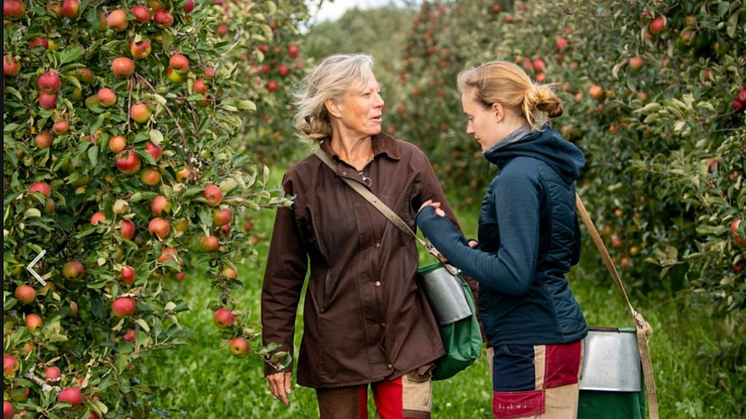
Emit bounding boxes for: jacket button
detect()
[374,281,381,287]
[387,363,393,370]
[381,323,386,328]
[342,171,347,176]
[374,242,381,248]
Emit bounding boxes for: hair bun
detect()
[525,84,564,118]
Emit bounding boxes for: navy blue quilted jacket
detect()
[416,126,588,346]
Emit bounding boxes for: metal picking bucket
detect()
[579,328,642,392]
[418,263,472,326]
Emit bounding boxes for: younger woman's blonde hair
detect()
[293,53,375,142]
[457,61,563,131]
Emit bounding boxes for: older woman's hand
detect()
[419,199,446,217]
[267,371,293,406]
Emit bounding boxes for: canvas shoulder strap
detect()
[575,193,659,419]
[312,148,439,259]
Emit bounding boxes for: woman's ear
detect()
[491,103,505,123]
[325,98,342,119]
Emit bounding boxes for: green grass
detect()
[143,189,745,419]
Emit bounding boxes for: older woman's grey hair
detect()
[293,53,375,142]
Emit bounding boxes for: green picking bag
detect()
[418,263,482,381]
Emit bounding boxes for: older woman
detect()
[261,53,460,419]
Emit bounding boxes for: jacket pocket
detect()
[406,362,436,383]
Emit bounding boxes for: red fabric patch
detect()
[373,376,404,419]
[492,389,545,419]
[544,340,581,388]
[358,386,368,419]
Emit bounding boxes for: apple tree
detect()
[3,0,303,416]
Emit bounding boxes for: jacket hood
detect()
[484,126,585,182]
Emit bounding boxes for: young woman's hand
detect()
[419,199,446,217]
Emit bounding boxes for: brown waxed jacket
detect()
[261,132,460,389]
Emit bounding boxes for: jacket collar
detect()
[320,131,401,162]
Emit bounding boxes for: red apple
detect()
[109,135,127,153]
[35,131,54,148]
[169,54,189,73]
[278,64,289,77]
[140,168,161,186]
[96,88,117,107]
[130,5,151,23]
[174,271,185,281]
[61,0,79,18]
[129,39,152,60]
[15,285,36,304]
[39,92,57,109]
[649,17,665,35]
[116,150,141,174]
[44,366,61,382]
[217,22,229,37]
[150,0,165,11]
[183,0,195,13]
[151,195,171,215]
[288,44,299,59]
[213,308,233,327]
[3,401,13,419]
[200,235,219,252]
[203,68,217,79]
[166,66,185,83]
[176,167,196,182]
[589,85,605,101]
[91,212,106,225]
[107,9,128,31]
[220,224,231,234]
[123,329,136,342]
[112,57,135,78]
[3,55,20,76]
[76,67,94,84]
[731,219,746,246]
[532,59,545,72]
[229,337,249,358]
[37,72,61,94]
[57,387,83,407]
[120,265,136,284]
[212,207,231,226]
[267,80,278,92]
[203,185,222,206]
[737,88,746,103]
[52,120,69,135]
[194,78,208,94]
[629,56,644,70]
[260,64,270,74]
[28,182,52,197]
[3,0,24,19]
[4,355,19,376]
[556,37,568,50]
[119,219,136,240]
[28,37,49,51]
[112,296,137,317]
[174,218,188,231]
[157,247,179,264]
[144,141,162,161]
[154,9,173,28]
[130,103,152,123]
[148,217,170,239]
[26,313,42,331]
[68,300,78,317]
[221,267,237,279]
[62,261,85,280]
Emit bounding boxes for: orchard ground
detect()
[143,167,744,419]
